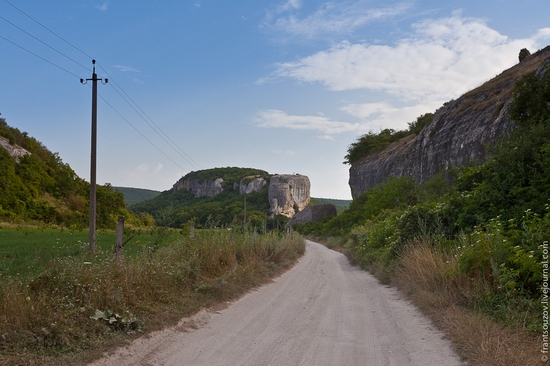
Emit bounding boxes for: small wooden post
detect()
[190,221,195,240]
[116,215,124,258]
[253,227,257,245]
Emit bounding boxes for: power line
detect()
[0,35,81,78]
[0,14,89,71]
[2,0,93,60]
[1,0,201,173]
[96,90,188,172]
[97,63,202,170]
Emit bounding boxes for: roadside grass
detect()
[392,239,539,366]
[0,227,305,365]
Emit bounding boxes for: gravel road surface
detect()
[89,240,463,366]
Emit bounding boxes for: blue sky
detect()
[1,0,549,199]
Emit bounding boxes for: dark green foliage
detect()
[344,113,433,164]
[0,116,133,228]
[181,167,269,190]
[296,175,419,237]
[519,48,531,62]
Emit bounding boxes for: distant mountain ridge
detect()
[114,187,161,206]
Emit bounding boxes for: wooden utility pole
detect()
[81,60,107,252]
[243,192,247,230]
[115,215,124,258]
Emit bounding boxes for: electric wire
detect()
[0,35,81,78]
[1,1,200,173]
[105,81,201,170]
[0,14,89,71]
[97,91,188,172]
[2,0,94,60]
[97,63,202,170]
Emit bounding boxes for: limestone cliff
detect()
[173,178,224,198]
[171,169,312,219]
[268,174,311,217]
[349,46,550,199]
[235,176,267,195]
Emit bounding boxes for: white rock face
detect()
[238,176,267,195]
[268,174,310,217]
[173,178,224,197]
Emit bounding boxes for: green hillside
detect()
[114,186,161,206]
[0,116,138,228]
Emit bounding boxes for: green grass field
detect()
[0,226,176,278]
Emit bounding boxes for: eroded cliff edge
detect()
[349,46,550,199]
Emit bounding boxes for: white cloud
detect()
[254,109,364,138]
[258,15,550,136]
[263,1,410,39]
[272,149,296,156]
[97,2,109,11]
[114,65,141,73]
[271,16,549,102]
[127,163,163,180]
[341,102,437,131]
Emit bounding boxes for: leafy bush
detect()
[343,113,433,164]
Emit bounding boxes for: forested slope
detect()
[0,116,141,228]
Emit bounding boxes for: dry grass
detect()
[392,239,540,366]
[0,230,305,365]
[453,46,550,119]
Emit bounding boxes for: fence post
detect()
[116,215,124,258]
[190,221,195,240]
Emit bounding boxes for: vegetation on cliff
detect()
[0,117,140,228]
[343,113,433,165]
[296,64,550,364]
[131,167,287,229]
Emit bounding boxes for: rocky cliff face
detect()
[173,178,224,197]
[268,174,311,217]
[349,47,550,199]
[172,171,312,218]
[235,176,267,195]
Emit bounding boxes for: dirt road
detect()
[90,240,463,366]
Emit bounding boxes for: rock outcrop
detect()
[0,136,31,162]
[268,174,311,217]
[288,204,337,227]
[171,171,312,218]
[173,178,224,197]
[349,46,550,199]
[235,176,267,195]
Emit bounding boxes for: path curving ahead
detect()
[90,240,463,366]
